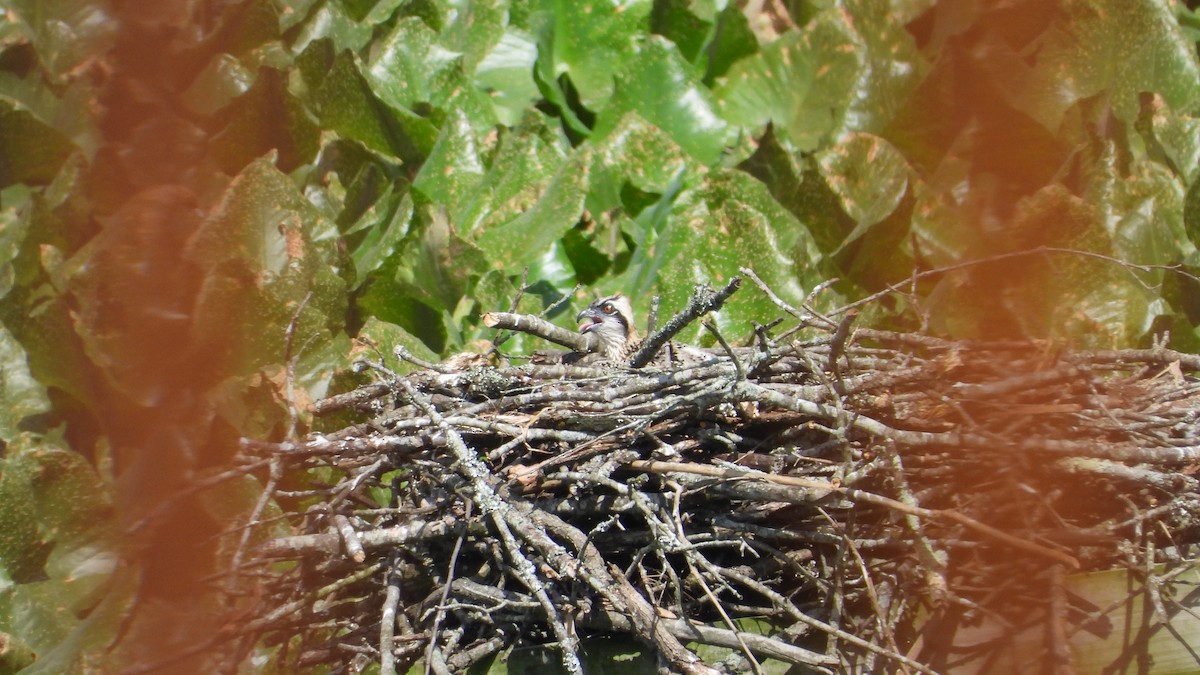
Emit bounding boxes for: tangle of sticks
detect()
[229,277,1200,674]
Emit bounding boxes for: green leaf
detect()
[413,109,486,207]
[1142,95,1200,185]
[312,51,405,158]
[439,0,507,71]
[456,111,570,234]
[0,103,77,188]
[474,147,590,269]
[356,316,440,373]
[594,37,733,165]
[622,169,829,343]
[0,184,33,300]
[474,28,541,126]
[210,68,320,174]
[365,17,460,114]
[5,0,116,80]
[589,112,696,215]
[180,53,257,117]
[184,156,349,380]
[290,0,374,54]
[0,321,50,442]
[817,132,910,249]
[538,0,654,110]
[349,190,414,284]
[1023,0,1200,129]
[393,207,490,314]
[0,448,48,584]
[713,12,859,152]
[364,16,497,133]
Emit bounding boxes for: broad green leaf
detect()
[312,51,404,158]
[1023,0,1200,129]
[0,160,106,409]
[13,562,136,675]
[474,29,541,126]
[737,128,852,255]
[365,17,461,115]
[356,316,440,373]
[538,0,654,110]
[413,109,486,207]
[392,207,490,314]
[817,132,910,248]
[701,2,760,83]
[649,0,714,66]
[210,68,320,174]
[185,156,349,381]
[0,447,47,584]
[1105,161,1189,271]
[349,190,414,284]
[275,0,322,31]
[181,54,257,117]
[714,12,859,152]
[1142,95,1200,185]
[439,0,507,71]
[364,15,496,132]
[594,37,733,166]
[523,239,578,292]
[589,112,697,215]
[290,0,373,55]
[5,0,116,80]
[838,0,926,134]
[474,147,591,268]
[0,69,96,158]
[457,111,570,234]
[908,163,989,268]
[0,184,32,299]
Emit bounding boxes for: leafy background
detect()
[1,0,1199,671]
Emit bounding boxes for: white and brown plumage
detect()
[576,294,640,361]
[575,294,711,367]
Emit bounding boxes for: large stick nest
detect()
[234,278,1200,674]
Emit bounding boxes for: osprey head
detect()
[576,294,636,360]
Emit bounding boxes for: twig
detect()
[481,311,592,352]
[628,276,742,368]
[380,555,402,675]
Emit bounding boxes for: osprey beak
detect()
[577,307,598,333]
[578,309,597,331]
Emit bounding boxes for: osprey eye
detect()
[602,303,615,314]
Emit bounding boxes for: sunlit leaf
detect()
[539,0,654,110]
[185,156,349,380]
[474,29,540,126]
[714,11,860,152]
[1023,0,1200,128]
[413,109,486,207]
[474,147,591,269]
[817,132,910,248]
[594,37,733,165]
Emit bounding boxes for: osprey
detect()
[576,294,639,361]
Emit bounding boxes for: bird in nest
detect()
[574,293,709,366]
[576,294,639,361]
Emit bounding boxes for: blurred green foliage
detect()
[0,0,1199,671]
